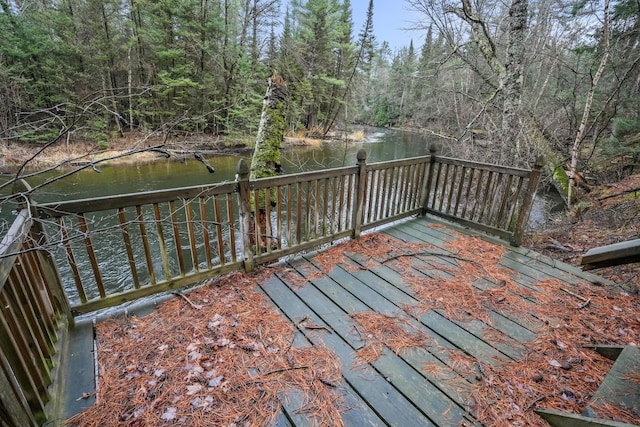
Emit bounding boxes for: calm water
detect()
[20,128,433,204]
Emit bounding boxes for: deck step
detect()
[583,346,640,421]
[536,346,640,427]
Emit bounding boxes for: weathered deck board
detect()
[253,215,622,426]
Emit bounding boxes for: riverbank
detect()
[524,173,640,291]
[0,129,367,173]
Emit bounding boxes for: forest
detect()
[1,0,639,201]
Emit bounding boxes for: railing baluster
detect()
[305,181,312,242]
[496,175,513,228]
[388,167,399,217]
[11,266,53,359]
[322,178,329,236]
[276,186,283,250]
[118,208,140,289]
[169,200,186,275]
[265,186,273,253]
[430,162,442,209]
[477,171,494,223]
[453,166,467,217]
[506,176,524,230]
[346,173,354,231]
[445,164,458,214]
[0,290,49,397]
[22,251,57,341]
[469,169,485,220]
[438,163,450,212]
[287,184,293,248]
[296,182,302,245]
[153,203,171,282]
[137,205,157,285]
[338,175,345,232]
[185,201,199,272]
[460,167,474,218]
[77,214,105,299]
[366,170,375,223]
[199,198,212,269]
[56,218,86,303]
[0,304,47,414]
[226,193,237,263]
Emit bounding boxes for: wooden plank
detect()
[379,226,546,338]
[0,210,31,291]
[259,275,425,427]
[586,345,625,361]
[37,182,238,218]
[273,267,475,426]
[412,214,608,285]
[153,203,172,282]
[584,346,640,419]
[581,239,640,270]
[308,258,482,386]
[535,408,638,427]
[283,261,481,426]
[69,261,242,314]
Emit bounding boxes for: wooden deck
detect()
[252,215,624,427]
[60,215,637,427]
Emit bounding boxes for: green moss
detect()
[250,100,286,210]
[552,164,570,196]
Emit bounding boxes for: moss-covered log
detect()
[249,73,288,249]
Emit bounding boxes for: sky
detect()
[350,0,424,51]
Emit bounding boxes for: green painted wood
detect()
[581,239,640,270]
[584,346,640,419]
[259,275,410,427]
[277,263,476,426]
[410,215,612,285]
[303,259,481,400]
[535,408,639,427]
[367,227,542,343]
[398,218,579,286]
[586,345,625,361]
[61,320,96,420]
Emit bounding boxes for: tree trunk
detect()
[250,72,287,249]
[502,0,528,162]
[568,0,610,206]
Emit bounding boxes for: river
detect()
[1,127,564,306]
[3,126,563,228]
[18,128,431,204]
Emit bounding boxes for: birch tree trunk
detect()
[568,0,610,206]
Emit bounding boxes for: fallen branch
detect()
[171,291,202,310]
[381,251,474,264]
[262,365,309,376]
[560,287,589,303]
[598,186,640,201]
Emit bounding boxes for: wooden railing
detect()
[0,147,542,426]
[0,208,70,426]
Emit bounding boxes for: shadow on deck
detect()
[62,216,640,427]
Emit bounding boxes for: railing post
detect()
[511,155,544,246]
[236,159,255,272]
[420,143,439,215]
[352,149,367,239]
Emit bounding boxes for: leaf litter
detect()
[298,229,639,425]
[66,269,344,427]
[67,227,640,426]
